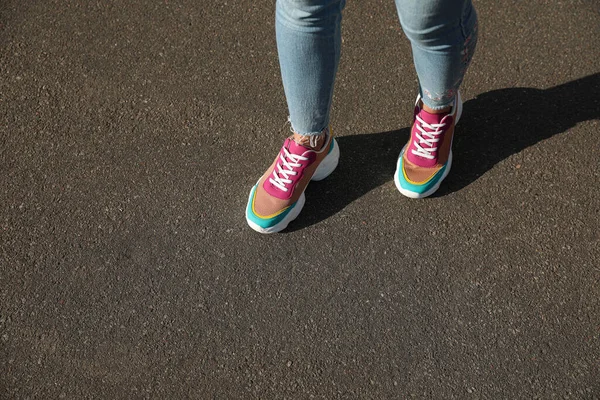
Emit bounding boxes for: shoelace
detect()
[411,114,446,160]
[269,146,309,192]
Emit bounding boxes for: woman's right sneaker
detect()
[394,92,463,198]
[245,128,339,234]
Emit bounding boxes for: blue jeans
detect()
[276,0,478,135]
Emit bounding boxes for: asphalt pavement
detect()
[1,0,599,398]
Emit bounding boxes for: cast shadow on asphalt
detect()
[285,72,600,232]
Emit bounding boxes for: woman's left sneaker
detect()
[246,128,339,233]
[394,92,462,199]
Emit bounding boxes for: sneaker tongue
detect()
[419,108,448,125]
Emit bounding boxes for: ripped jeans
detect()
[276,0,478,135]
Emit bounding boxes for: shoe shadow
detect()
[285,73,600,232]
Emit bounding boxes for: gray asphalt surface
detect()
[1,0,599,398]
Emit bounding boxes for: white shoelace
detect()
[411,115,446,160]
[269,146,309,192]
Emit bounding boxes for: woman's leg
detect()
[394,0,478,110]
[394,0,478,198]
[276,0,346,135]
[246,0,345,234]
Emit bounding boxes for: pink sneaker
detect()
[246,128,340,233]
[394,92,462,198]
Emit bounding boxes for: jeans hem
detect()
[289,124,329,137]
[422,101,454,111]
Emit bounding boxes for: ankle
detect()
[292,129,326,150]
[422,103,451,115]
